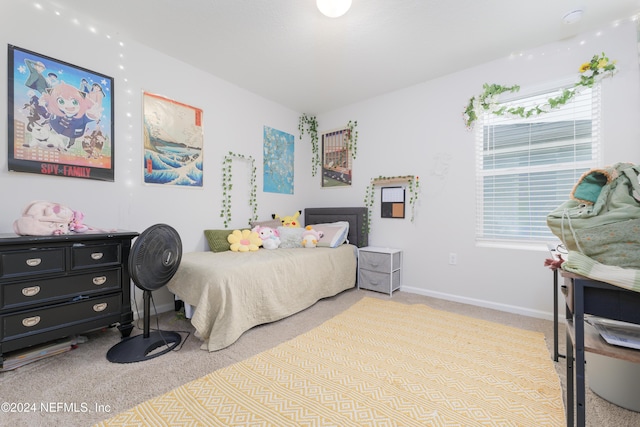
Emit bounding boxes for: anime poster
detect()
[142,92,203,187]
[8,45,114,181]
[263,126,294,194]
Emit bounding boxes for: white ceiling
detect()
[43,0,640,114]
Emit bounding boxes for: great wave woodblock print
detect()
[142,92,203,187]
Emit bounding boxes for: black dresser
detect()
[0,231,138,367]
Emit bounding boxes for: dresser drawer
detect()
[0,248,65,279]
[359,250,401,273]
[358,269,401,292]
[1,294,121,342]
[71,243,121,269]
[1,268,121,310]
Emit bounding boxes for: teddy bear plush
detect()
[251,225,281,250]
[301,225,324,248]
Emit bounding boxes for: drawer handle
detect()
[91,252,104,260]
[22,316,41,327]
[93,303,108,312]
[26,258,42,267]
[21,286,41,297]
[93,276,107,285]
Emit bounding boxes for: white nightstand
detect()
[357,246,402,296]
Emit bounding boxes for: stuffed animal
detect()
[227,229,262,252]
[13,201,102,236]
[251,225,281,250]
[13,201,75,236]
[273,211,301,228]
[69,210,89,233]
[301,225,323,248]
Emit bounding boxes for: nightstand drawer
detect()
[1,268,121,310]
[359,251,400,273]
[71,243,121,269]
[0,248,65,279]
[1,294,121,342]
[358,269,400,292]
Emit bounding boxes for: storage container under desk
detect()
[357,246,402,296]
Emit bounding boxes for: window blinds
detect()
[475,84,601,243]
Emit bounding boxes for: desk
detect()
[563,272,640,427]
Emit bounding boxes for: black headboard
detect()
[304,207,368,248]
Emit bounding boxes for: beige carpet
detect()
[94,297,564,426]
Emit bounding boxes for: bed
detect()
[167,207,368,351]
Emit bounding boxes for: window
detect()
[475,83,601,244]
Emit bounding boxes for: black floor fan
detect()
[107,224,183,363]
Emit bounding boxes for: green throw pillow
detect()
[204,229,231,252]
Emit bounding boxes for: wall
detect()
[2,3,639,320]
[0,2,311,313]
[312,20,640,318]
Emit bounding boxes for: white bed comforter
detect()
[167,245,357,351]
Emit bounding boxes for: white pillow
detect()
[311,221,350,248]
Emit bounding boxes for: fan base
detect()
[106,330,182,363]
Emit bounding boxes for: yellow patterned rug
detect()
[95,297,564,427]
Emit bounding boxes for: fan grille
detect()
[129,224,182,291]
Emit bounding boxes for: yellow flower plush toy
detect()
[227,229,262,252]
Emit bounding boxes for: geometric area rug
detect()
[94,297,565,427]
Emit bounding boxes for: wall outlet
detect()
[449,253,457,265]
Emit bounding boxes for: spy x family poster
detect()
[7,45,114,181]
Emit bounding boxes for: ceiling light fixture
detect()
[317,0,352,18]
[562,9,584,24]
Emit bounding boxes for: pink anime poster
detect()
[7,45,114,181]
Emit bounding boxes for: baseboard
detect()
[400,285,555,321]
[131,301,176,321]
[136,289,555,321]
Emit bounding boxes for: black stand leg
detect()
[552,267,565,361]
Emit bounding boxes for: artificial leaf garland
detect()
[463,52,618,129]
[345,120,359,159]
[220,152,258,228]
[363,175,420,234]
[299,115,360,174]
[298,114,320,176]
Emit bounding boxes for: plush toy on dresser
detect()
[13,200,89,236]
[301,225,323,248]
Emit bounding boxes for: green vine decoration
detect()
[344,120,359,159]
[363,175,421,234]
[463,52,618,129]
[220,152,258,228]
[298,114,320,176]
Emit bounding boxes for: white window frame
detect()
[475,80,602,248]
